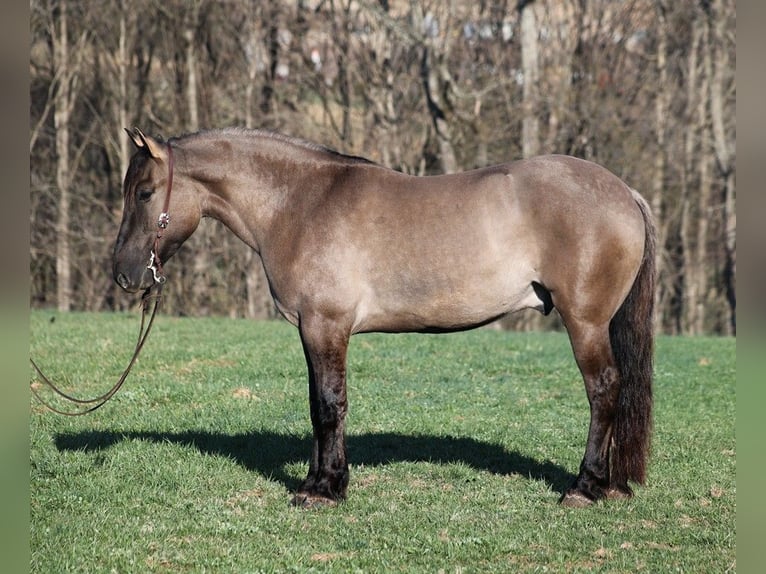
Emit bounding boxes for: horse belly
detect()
[350,196,539,333]
[352,262,540,334]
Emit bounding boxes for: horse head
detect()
[113,128,201,292]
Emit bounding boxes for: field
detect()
[30,311,735,572]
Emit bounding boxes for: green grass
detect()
[30,310,735,572]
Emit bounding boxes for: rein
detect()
[30,142,175,416]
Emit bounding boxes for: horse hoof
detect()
[605,486,633,500]
[560,491,595,508]
[290,492,338,509]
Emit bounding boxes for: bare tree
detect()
[50,0,89,311]
[680,8,704,334]
[519,0,541,158]
[708,0,736,334]
[28,0,735,334]
[651,0,669,331]
[412,1,458,174]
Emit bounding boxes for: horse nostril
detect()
[116,273,130,290]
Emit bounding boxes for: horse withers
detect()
[113,127,656,508]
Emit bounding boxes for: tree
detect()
[708,0,736,334]
[29,0,736,334]
[519,0,541,158]
[52,0,78,311]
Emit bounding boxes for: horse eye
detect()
[137,189,154,202]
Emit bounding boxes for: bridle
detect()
[147,142,174,284]
[30,142,175,416]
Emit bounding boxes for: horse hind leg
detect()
[560,320,624,507]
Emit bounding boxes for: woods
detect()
[29,0,736,335]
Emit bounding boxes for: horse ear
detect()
[125,127,145,149]
[126,127,167,160]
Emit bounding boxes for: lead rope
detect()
[30,142,174,416]
[29,287,162,416]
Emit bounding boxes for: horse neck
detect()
[179,132,338,252]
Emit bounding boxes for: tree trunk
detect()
[184,11,199,133]
[54,0,72,312]
[708,0,736,334]
[184,2,212,314]
[693,11,713,336]
[520,0,540,158]
[513,0,543,331]
[413,3,457,174]
[680,13,702,333]
[696,83,712,335]
[261,0,280,125]
[117,1,130,179]
[242,3,271,319]
[244,2,259,131]
[420,46,457,174]
[652,0,668,332]
[542,0,576,154]
[111,3,131,312]
[332,0,353,146]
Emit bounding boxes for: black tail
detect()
[608,190,656,486]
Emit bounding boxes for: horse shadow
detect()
[53,429,575,496]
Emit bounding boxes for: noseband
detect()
[147,142,174,284]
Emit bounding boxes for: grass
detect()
[30,310,735,572]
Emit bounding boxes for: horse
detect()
[113,127,656,509]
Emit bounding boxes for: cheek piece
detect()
[147,142,174,285]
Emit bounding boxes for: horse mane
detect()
[171,127,377,166]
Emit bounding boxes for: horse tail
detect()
[608,188,656,487]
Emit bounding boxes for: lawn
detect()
[30,310,735,572]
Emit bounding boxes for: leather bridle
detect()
[30,142,175,416]
[147,142,174,284]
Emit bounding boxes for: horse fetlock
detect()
[292,469,348,509]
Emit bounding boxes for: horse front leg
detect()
[561,321,625,507]
[291,315,350,508]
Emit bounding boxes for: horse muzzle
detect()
[113,261,155,293]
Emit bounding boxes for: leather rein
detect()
[30,142,174,416]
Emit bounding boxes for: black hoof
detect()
[290,492,339,509]
[605,485,634,500]
[560,490,595,508]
